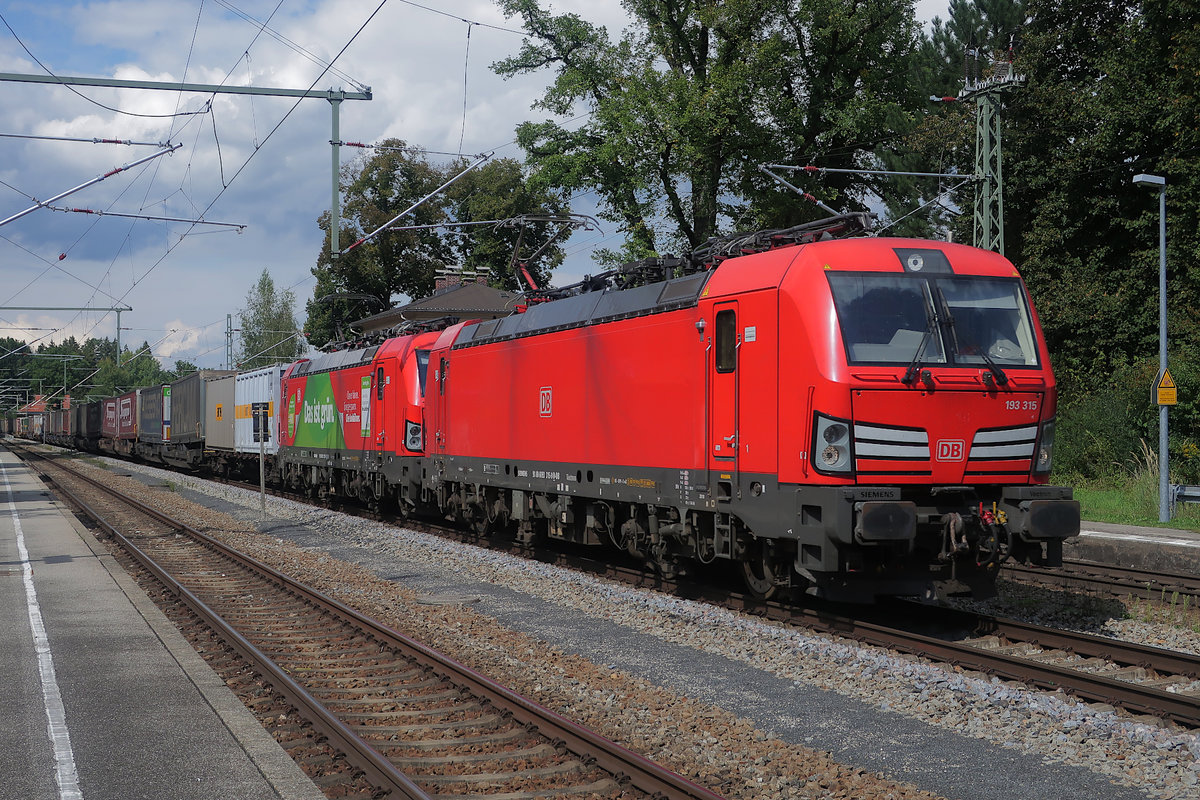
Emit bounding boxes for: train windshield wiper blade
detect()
[934,286,1007,385]
[902,289,938,385]
[975,347,1010,386]
[901,328,932,384]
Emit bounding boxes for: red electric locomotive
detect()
[277,330,439,511]
[419,215,1078,601]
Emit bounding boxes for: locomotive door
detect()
[435,354,448,453]
[368,364,387,454]
[708,302,739,499]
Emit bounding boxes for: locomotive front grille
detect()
[854,422,932,476]
[852,421,1037,480]
[963,424,1037,477]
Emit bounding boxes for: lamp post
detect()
[1133,172,1169,521]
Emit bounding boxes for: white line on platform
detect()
[1081,529,1200,549]
[2,464,84,800]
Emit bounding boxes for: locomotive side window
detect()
[376,367,385,401]
[416,350,431,396]
[715,309,737,372]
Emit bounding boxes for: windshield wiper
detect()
[902,289,938,385]
[975,347,1010,387]
[934,286,1008,386]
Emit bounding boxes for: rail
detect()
[19,446,727,800]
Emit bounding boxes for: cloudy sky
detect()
[0,0,950,371]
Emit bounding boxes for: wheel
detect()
[740,543,781,600]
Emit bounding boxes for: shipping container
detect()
[205,373,236,451]
[74,401,102,451]
[159,370,234,467]
[169,370,233,445]
[235,365,285,455]
[138,385,166,444]
[48,408,71,445]
[101,391,138,456]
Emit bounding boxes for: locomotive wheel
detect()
[740,545,780,600]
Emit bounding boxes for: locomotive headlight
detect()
[823,423,848,443]
[405,421,424,452]
[813,413,853,474]
[1034,419,1056,474]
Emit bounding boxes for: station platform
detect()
[1071,520,1200,574]
[0,448,324,800]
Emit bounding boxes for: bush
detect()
[1055,351,1200,484]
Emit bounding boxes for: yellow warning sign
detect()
[1157,369,1178,406]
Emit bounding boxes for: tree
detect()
[238,269,306,369]
[1002,0,1200,388]
[494,0,924,260]
[897,0,1030,241]
[905,0,1200,477]
[306,143,568,348]
[170,359,199,378]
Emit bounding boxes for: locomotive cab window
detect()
[376,367,385,401]
[827,273,1039,368]
[416,350,431,396]
[715,309,737,372]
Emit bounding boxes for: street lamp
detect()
[1132,172,1169,521]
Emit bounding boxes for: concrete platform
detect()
[1070,521,1200,574]
[0,448,324,800]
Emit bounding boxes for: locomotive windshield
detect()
[828,273,1039,368]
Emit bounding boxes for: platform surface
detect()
[1072,519,1200,573]
[0,448,324,800]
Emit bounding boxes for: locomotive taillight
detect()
[813,413,854,475]
[1034,419,1056,474]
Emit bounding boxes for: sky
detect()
[0,0,952,372]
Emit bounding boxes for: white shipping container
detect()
[235,365,286,455]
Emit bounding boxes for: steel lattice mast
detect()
[959,51,1024,255]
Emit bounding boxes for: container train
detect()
[8,215,1080,601]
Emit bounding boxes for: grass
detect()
[1065,440,1200,531]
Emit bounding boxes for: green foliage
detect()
[237,269,306,369]
[495,0,924,255]
[1056,346,1200,485]
[307,143,567,348]
[0,335,176,412]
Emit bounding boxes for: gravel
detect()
[80,455,1200,799]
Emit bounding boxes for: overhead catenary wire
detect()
[211,0,367,91]
[0,132,175,147]
[0,12,211,119]
[0,144,183,228]
[92,0,389,350]
[1,0,555,364]
[46,205,247,230]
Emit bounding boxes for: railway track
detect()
[26,443,1200,730]
[18,446,727,800]
[1003,559,1200,605]
[582,562,1200,728]
[201,461,1200,731]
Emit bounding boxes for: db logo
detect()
[539,386,553,417]
[936,439,965,462]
